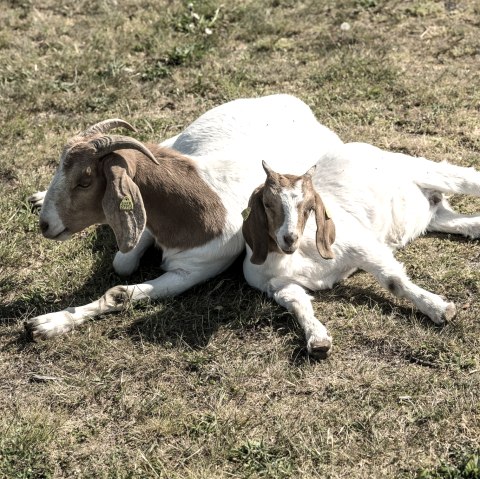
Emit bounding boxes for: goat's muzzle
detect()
[277,232,300,254]
[39,220,71,241]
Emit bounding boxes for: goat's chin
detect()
[280,245,298,255]
[45,229,72,241]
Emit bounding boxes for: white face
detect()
[39,168,71,240]
[38,148,106,241]
[274,180,305,253]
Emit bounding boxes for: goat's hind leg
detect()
[428,199,480,239]
[358,242,456,325]
[415,159,480,238]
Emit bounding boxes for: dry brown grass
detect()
[1,0,480,477]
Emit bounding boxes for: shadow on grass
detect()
[123,253,255,349]
[288,281,446,365]
[124,270,445,366]
[1,228,458,360]
[0,226,163,346]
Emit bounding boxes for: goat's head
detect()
[243,161,335,264]
[39,119,158,253]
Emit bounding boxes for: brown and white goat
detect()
[25,94,342,339]
[243,144,480,357]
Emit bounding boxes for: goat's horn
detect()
[262,160,275,177]
[90,135,159,165]
[305,164,317,177]
[81,119,136,137]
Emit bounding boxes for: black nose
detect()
[283,233,298,247]
[40,220,49,234]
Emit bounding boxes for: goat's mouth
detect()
[280,245,298,255]
[48,228,71,241]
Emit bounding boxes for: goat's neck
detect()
[133,145,227,250]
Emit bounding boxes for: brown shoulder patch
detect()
[131,145,227,250]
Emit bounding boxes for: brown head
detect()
[39,119,159,253]
[242,161,336,264]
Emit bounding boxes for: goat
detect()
[25,94,342,339]
[242,142,480,357]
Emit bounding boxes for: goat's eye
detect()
[264,203,272,209]
[76,183,91,189]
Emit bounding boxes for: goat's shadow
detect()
[124,252,451,363]
[0,225,149,347]
[2,227,462,358]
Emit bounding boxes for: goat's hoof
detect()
[430,302,456,325]
[307,337,333,360]
[443,302,456,322]
[24,311,74,340]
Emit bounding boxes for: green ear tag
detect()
[241,207,251,221]
[119,195,134,211]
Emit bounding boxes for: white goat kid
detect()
[243,143,480,357]
[26,94,342,339]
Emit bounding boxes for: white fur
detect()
[38,170,69,238]
[26,94,343,339]
[275,181,304,251]
[244,142,478,355]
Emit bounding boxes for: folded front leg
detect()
[428,200,480,239]
[112,229,155,276]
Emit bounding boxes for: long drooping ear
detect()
[242,186,269,265]
[102,159,146,253]
[314,192,335,259]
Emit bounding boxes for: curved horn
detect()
[81,119,136,137]
[89,135,159,165]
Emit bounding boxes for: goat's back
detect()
[171,94,342,165]
[314,143,437,248]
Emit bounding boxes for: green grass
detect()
[1,0,480,477]
[418,452,480,478]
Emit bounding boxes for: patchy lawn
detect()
[1,0,479,477]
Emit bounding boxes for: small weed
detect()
[187,413,218,438]
[229,439,293,478]
[0,416,56,479]
[417,452,480,479]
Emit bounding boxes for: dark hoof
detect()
[307,337,332,360]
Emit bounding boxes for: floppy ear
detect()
[242,186,269,265]
[102,161,146,253]
[314,192,335,259]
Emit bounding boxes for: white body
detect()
[27,94,342,338]
[155,94,341,276]
[244,141,480,353]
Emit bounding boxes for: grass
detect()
[1,0,480,477]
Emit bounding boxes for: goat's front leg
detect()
[358,243,456,324]
[268,280,332,358]
[112,229,155,276]
[24,268,207,340]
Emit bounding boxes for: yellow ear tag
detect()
[241,207,251,221]
[325,206,332,220]
[119,195,134,211]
